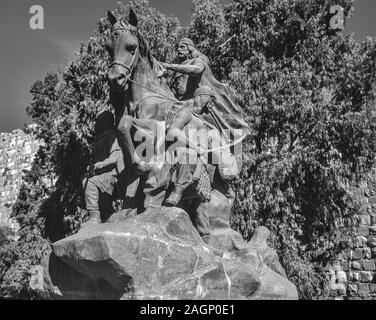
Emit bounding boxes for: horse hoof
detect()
[135,162,151,175]
[163,202,176,208]
[164,191,182,207]
[135,160,164,176]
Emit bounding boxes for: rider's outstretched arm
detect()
[162,58,205,76]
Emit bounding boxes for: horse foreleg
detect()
[117,115,137,166]
[117,115,155,175]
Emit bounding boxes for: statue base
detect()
[30,207,297,300]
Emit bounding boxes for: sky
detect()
[0,0,375,133]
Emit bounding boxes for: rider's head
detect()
[194,85,214,108]
[177,38,198,62]
[95,111,115,135]
[177,38,210,66]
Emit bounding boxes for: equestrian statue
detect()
[81,9,250,240]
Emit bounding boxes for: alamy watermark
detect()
[130,124,244,169]
[29,5,44,30]
[330,5,345,30]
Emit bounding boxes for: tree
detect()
[0,226,14,245]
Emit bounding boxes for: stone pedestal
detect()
[32,207,298,300]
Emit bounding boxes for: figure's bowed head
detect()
[105,9,139,91]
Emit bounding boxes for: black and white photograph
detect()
[0,0,376,308]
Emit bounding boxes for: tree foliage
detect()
[223,0,376,299]
[3,0,376,299]
[0,226,14,246]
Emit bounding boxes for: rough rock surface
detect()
[35,207,298,300]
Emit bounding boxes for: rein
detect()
[109,45,139,79]
[128,78,179,104]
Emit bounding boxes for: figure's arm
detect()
[162,58,205,76]
[181,100,203,115]
[93,154,117,171]
[94,139,122,171]
[192,97,214,115]
[192,106,204,114]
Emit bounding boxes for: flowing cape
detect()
[200,61,251,145]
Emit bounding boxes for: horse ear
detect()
[107,11,117,25]
[129,9,138,27]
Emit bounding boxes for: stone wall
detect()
[0,125,41,230]
[326,170,376,300]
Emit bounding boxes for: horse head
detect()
[106,9,140,92]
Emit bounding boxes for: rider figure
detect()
[161,38,205,101]
[161,38,242,206]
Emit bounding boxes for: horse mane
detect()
[135,31,154,70]
[131,28,175,99]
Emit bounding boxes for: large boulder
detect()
[34,207,298,300]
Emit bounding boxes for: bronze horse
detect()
[106,9,178,174]
[105,10,235,230]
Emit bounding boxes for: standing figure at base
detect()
[81,111,124,229]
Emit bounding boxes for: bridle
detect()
[109,45,139,84]
[108,23,140,85]
[108,25,178,105]
[109,42,177,107]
